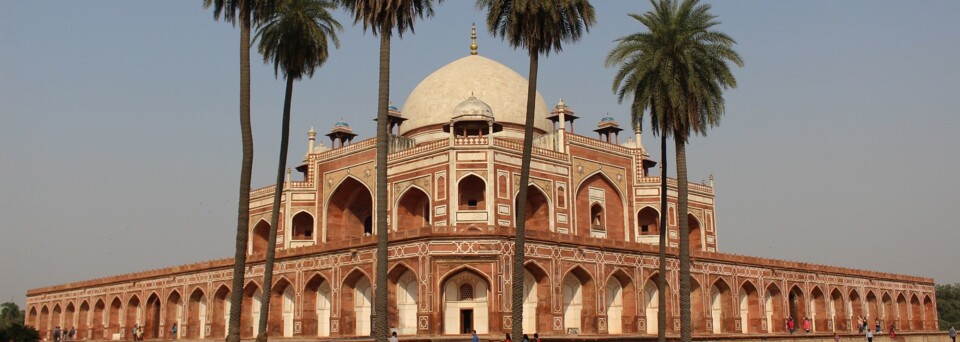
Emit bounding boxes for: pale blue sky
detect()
[2,1,958,306]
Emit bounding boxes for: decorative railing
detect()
[566,133,633,155]
[388,135,416,153]
[250,185,276,198]
[493,138,568,160]
[638,176,713,193]
[313,138,376,160]
[388,139,448,161]
[454,137,487,145]
[533,131,558,151]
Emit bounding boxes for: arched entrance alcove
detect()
[605,270,635,335]
[442,268,490,335]
[764,284,784,333]
[910,294,922,330]
[849,290,863,330]
[124,296,140,336]
[78,301,90,338]
[881,293,894,326]
[266,278,295,337]
[810,286,827,332]
[739,281,760,334]
[830,288,846,331]
[636,207,659,242]
[27,307,37,330]
[339,270,372,336]
[923,295,935,330]
[251,220,270,254]
[896,293,908,331]
[93,299,106,339]
[212,286,230,338]
[302,273,332,337]
[575,173,625,240]
[144,293,161,339]
[164,291,182,339]
[516,185,551,232]
[865,291,879,324]
[688,214,703,252]
[39,306,49,338]
[108,298,122,337]
[522,263,551,334]
[710,279,733,334]
[187,288,206,339]
[241,282,262,338]
[788,286,806,323]
[388,265,419,335]
[458,175,486,210]
[64,302,75,332]
[643,275,670,335]
[52,304,62,330]
[327,177,373,241]
[690,279,705,333]
[396,187,430,230]
[291,211,315,241]
[562,267,597,334]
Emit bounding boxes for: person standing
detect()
[874,319,880,333]
[521,334,530,342]
[950,325,957,342]
[788,317,796,334]
[171,323,178,340]
[504,333,512,342]
[866,329,873,342]
[533,333,541,342]
[472,330,480,342]
[69,326,75,342]
[834,332,840,342]
[803,317,812,333]
[54,326,61,342]
[131,325,137,342]
[388,331,398,342]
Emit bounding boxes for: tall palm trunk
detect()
[676,137,691,342]
[255,75,295,342]
[227,4,253,342]
[657,131,667,342]
[512,50,539,341]
[373,32,391,342]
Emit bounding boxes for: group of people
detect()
[498,332,541,342]
[51,326,75,342]
[785,316,814,334]
[129,325,144,342]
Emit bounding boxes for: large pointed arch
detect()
[605,268,636,334]
[441,267,492,335]
[561,265,598,334]
[143,292,161,339]
[522,261,552,334]
[765,283,784,333]
[64,302,76,332]
[78,300,91,338]
[241,281,262,338]
[809,285,827,332]
[575,171,627,241]
[325,176,374,242]
[395,185,431,231]
[830,287,846,331]
[268,276,296,337]
[923,295,935,330]
[849,289,863,330]
[910,294,922,331]
[688,213,704,252]
[515,183,552,232]
[341,268,373,336]
[387,263,419,335]
[709,277,733,333]
[739,280,761,334]
[303,272,332,337]
[164,290,183,339]
[290,210,316,241]
[108,297,122,337]
[865,290,879,323]
[643,272,671,335]
[211,285,231,339]
[635,206,660,242]
[124,295,141,336]
[39,305,49,338]
[896,293,908,331]
[186,287,207,339]
[788,285,806,324]
[250,219,271,255]
[27,306,38,329]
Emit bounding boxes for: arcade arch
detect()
[882,292,894,323]
[562,266,597,334]
[643,275,670,335]
[522,263,551,334]
[866,291,879,322]
[830,288,846,331]
[291,211,315,240]
[267,278,295,337]
[39,306,49,337]
[575,173,625,240]
[108,298,122,336]
[849,290,863,329]
[710,278,733,334]
[124,296,140,335]
[65,302,76,331]
[788,286,806,324]
[442,268,490,335]
[910,294,922,330]
[516,185,551,232]
[636,206,659,241]
[340,270,372,336]
[810,286,827,332]
[52,304,62,330]
[739,281,761,334]
[212,286,230,338]
[396,187,430,230]
[93,299,106,339]
[326,177,373,241]
[303,274,332,337]
[896,293,908,331]
[388,265,419,335]
[241,282,262,338]
[165,291,183,339]
[690,279,705,333]
[923,295,935,330]
[144,293,161,339]
[458,175,485,210]
[688,214,703,252]
[78,301,90,338]
[187,288,206,339]
[605,270,635,335]
[251,220,270,254]
[764,284,784,333]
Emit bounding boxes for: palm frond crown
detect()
[256,0,342,80]
[336,0,440,37]
[477,0,595,55]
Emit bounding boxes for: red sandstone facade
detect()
[25,55,938,340]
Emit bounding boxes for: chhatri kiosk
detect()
[26,44,938,340]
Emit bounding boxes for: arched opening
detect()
[458,175,486,210]
[644,275,670,335]
[437,176,446,200]
[442,269,490,335]
[688,214,703,252]
[830,288,846,331]
[39,306,49,339]
[326,177,373,241]
[910,295,922,331]
[690,279,705,333]
[339,270,372,336]
[52,304,62,331]
[396,187,430,230]
[562,267,597,334]
[27,307,37,329]
[523,263,552,335]
[636,207,659,242]
[165,291,182,339]
[267,278,295,337]
[866,291,879,327]
[710,279,733,334]
[303,274,332,337]
[923,295,935,330]
[241,283,262,338]
[65,302,76,332]
[187,288,206,339]
[108,298,121,337]
[387,266,419,335]
[881,293,894,329]
[516,185,550,231]
[291,212,314,240]
[251,220,271,254]
[788,286,806,325]
[810,287,827,332]
[497,175,507,198]
[78,301,90,339]
[739,281,760,334]
[124,296,140,337]
[576,173,625,240]
[896,293,908,331]
[764,284,784,333]
[605,270,636,335]
[557,186,566,208]
[144,293,161,339]
[849,290,863,331]
[92,300,106,340]
[212,286,230,338]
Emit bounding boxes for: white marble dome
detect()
[399,55,551,139]
[452,95,494,118]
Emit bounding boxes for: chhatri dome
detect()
[399,54,551,141]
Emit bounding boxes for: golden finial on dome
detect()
[470,23,478,55]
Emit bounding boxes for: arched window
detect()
[436,176,446,200]
[458,175,486,210]
[590,203,604,229]
[497,175,507,198]
[637,207,659,237]
[291,212,314,240]
[557,186,566,208]
[459,284,474,301]
[363,216,373,236]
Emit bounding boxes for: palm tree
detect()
[334,1,439,341]
[608,1,741,340]
[475,0,594,338]
[0,302,25,330]
[202,1,273,341]
[253,0,341,341]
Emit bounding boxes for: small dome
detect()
[600,115,616,122]
[334,120,350,127]
[452,95,494,118]
[387,104,399,111]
